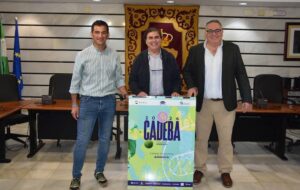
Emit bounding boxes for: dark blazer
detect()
[129,48,181,96]
[183,41,252,112]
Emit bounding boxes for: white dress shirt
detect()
[204,41,223,99]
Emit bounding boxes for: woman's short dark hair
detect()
[91,20,109,33]
[143,27,162,41]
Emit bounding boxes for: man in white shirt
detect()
[183,20,252,188]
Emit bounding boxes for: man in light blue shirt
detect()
[69,20,127,190]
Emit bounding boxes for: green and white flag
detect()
[0,20,9,74]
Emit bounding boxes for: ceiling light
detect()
[239,2,247,6]
[93,0,101,2]
[166,0,175,4]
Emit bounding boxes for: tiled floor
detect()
[0,125,299,190]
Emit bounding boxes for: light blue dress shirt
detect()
[69,44,124,97]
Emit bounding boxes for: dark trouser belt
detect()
[209,98,223,101]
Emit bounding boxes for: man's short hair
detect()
[206,20,223,28]
[143,27,162,41]
[91,20,109,33]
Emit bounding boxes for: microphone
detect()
[51,87,56,103]
[259,90,264,99]
[51,86,54,97]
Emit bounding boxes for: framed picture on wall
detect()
[284,22,300,61]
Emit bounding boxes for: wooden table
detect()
[22,100,73,158]
[235,103,300,160]
[5,100,299,161]
[22,99,128,159]
[0,100,33,163]
[236,103,300,114]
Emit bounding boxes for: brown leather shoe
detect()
[193,170,203,184]
[221,173,233,188]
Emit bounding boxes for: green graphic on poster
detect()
[128,96,196,190]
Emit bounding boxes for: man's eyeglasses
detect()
[206,29,222,34]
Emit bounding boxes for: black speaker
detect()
[41,86,55,105]
[256,98,268,108]
[41,95,55,105]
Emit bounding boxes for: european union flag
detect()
[13,18,23,99]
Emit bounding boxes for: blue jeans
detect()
[72,95,116,178]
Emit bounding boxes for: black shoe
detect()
[69,178,80,190]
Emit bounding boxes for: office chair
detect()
[253,74,283,104]
[49,73,72,100]
[253,74,300,152]
[253,74,284,150]
[286,126,300,152]
[0,74,29,147]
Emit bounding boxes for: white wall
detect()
[0,2,299,98]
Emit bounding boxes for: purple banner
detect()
[128,180,193,187]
